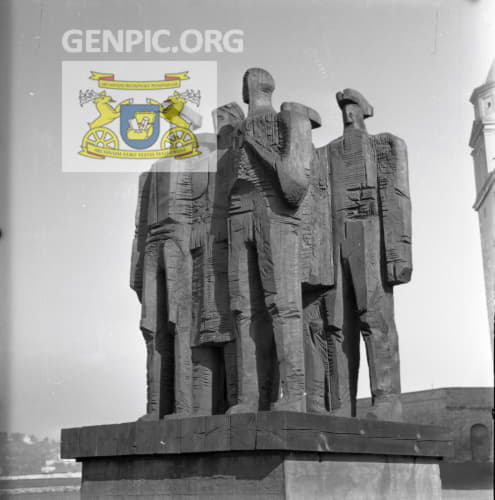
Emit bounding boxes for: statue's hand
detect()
[274,103,321,207]
[387,261,412,285]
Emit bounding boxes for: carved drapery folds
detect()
[131,71,412,422]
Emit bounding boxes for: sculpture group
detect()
[130,68,412,422]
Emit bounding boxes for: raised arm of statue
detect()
[240,68,317,208]
[276,102,321,206]
[130,170,151,301]
[374,132,412,285]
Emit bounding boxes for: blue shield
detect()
[120,104,160,149]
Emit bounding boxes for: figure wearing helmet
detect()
[322,88,412,421]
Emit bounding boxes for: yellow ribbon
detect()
[80,143,198,159]
[89,71,189,90]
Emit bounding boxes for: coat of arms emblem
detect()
[78,71,202,160]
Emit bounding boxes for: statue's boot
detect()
[226,402,258,414]
[227,312,260,414]
[270,317,307,413]
[330,405,353,418]
[138,412,159,422]
[138,333,163,421]
[365,394,403,422]
[268,298,307,413]
[361,308,403,422]
[271,396,306,412]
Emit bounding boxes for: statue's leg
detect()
[223,340,238,410]
[141,328,159,418]
[341,258,362,417]
[302,296,327,413]
[191,346,216,416]
[192,343,236,415]
[346,218,403,422]
[227,214,260,413]
[324,246,358,417]
[254,307,277,411]
[258,217,306,412]
[163,238,193,418]
[139,241,174,419]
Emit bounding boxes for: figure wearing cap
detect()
[321,88,412,421]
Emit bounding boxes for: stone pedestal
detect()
[61,412,453,499]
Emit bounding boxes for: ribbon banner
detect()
[89,71,189,90]
[81,143,199,159]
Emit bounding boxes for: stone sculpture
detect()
[299,145,336,414]
[227,68,322,413]
[321,88,412,421]
[189,125,238,416]
[130,158,194,420]
[65,67,450,500]
[130,134,225,419]
[130,71,412,422]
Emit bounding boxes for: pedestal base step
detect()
[61,412,453,499]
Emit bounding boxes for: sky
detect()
[0,0,493,439]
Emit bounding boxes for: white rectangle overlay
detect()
[62,60,217,172]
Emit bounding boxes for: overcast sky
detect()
[0,0,493,439]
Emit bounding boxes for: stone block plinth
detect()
[61,412,453,499]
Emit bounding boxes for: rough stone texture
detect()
[226,68,321,414]
[130,156,195,419]
[61,413,453,459]
[131,134,238,418]
[62,408,451,499]
[189,131,238,416]
[77,452,441,500]
[319,88,412,422]
[129,70,414,421]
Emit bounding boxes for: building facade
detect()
[358,387,493,463]
[358,388,494,491]
[469,60,495,356]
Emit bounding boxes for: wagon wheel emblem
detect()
[80,127,119,158]
[161,127,197,151]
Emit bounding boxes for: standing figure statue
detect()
[299,144,336,414]
[130,157,197,420]
[322,88,412,421]
[188,118,242,416]
[227,68,320,413]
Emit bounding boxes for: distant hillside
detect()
[0,433,80,476]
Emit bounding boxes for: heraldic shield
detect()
[120,104,160,150]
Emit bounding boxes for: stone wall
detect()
[357,387,493,463]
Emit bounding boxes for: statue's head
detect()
[336,88,373,130]
[212,102,245,149]
[242,68,275,105]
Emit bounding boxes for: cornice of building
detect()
[469,120,483,148]
[469,119,495,149]
[470,80,495,104]
[473,168,495,211]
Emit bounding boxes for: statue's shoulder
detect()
[373,132,406,151]
[324,136,343,156]
[138,168,152,182]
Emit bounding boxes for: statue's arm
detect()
[375,133,412,285]
[130,171,151,302]
[275,104,314,206]
[242,103,318,207]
